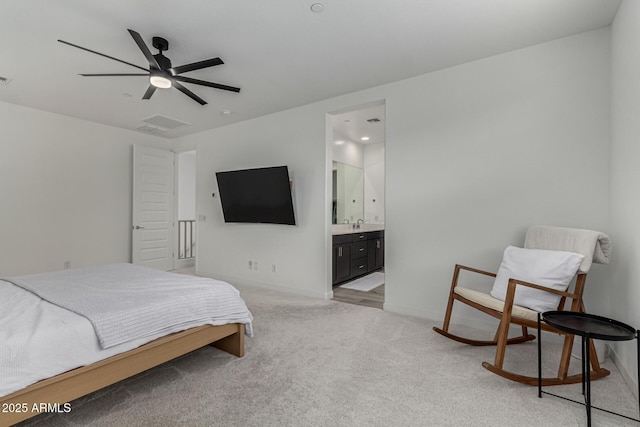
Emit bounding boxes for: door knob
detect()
[132,225,145,230]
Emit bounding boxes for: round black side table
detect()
[537,311,639,426]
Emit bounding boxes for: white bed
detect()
[0,263,252,425]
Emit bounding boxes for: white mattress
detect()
[0,272,250,398]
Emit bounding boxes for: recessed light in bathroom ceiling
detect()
[335,140,345,145]
[310,3,324,13]
[360,136,370,141]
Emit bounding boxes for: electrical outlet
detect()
[64,261,71,269]
[272,264,277,272]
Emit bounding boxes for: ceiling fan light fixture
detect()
[149,74,172,89]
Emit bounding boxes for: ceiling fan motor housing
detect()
[153,53,172,71]
[152,36,169,52]
[151,37,172,71]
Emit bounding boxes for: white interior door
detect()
[132,145,175,270]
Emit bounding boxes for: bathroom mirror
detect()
[332,161,364,224]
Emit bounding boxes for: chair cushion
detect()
[454,287,539,322]
[489,246,584,313]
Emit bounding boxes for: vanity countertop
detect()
[332,224,385,235]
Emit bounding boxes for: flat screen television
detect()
[215,166,296,225]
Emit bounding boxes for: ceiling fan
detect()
[58,29,240,105]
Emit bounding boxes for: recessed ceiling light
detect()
[360,136,370,141]
[221,110,233,116]
[335,140,345,145]
[310,3,324,13]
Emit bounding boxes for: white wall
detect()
[610,0,640,393]
[0,101,169,275]
[332,139,364,168]
[363,143,385,224]
[181,105,330,298]
[177,28,611,312]
[178,150,196,220]
[384,28,612,323]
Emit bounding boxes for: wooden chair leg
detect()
[588,338,603,371]
[493,279,518,369]
[493,317,515,369]
[440,265,461,333]
[557,334,574,380]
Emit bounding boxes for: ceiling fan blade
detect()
[79,73,149,77]
[171,58,224,75]
[174,76,241,93]
[127,29,160,69]
[173,81,207,105]
[142,85,157,100]
[58,39,149,72]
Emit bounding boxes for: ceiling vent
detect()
[137,124,166,134]
[0,76,12,86]
[366,117,382,123]
[141,114,190,130]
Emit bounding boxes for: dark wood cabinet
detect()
[368,234,384,272]
[333,235,352,284]
[332,230,384,286]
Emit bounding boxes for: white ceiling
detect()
[332,103,386,147]
[0,0,620,139]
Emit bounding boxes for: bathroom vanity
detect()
[332,225,384,286]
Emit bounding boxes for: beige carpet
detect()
[18,284,639,426]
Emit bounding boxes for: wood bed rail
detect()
[0,323,244,426]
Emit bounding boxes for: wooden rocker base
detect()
[433,327,536,347]
[482,361,611,386]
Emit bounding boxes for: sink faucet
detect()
[357,219,365,225]
[343,219,350,224]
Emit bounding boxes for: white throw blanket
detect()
[524,225,611,273]
[4,263,253,349]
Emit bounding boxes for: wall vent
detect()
[141,114,190,130]
[0,76,12,86]
[366,117,382,123]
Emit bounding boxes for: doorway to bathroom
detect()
[329,101,385,309]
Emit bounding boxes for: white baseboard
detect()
[382,302,500,332]
[196,270,331,300]
[608,345,639,401]
[174,258,195,270]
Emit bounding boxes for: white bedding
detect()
[0,265,253,398]
[5,263,253,349]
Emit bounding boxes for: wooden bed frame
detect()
[0,322,244,426]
